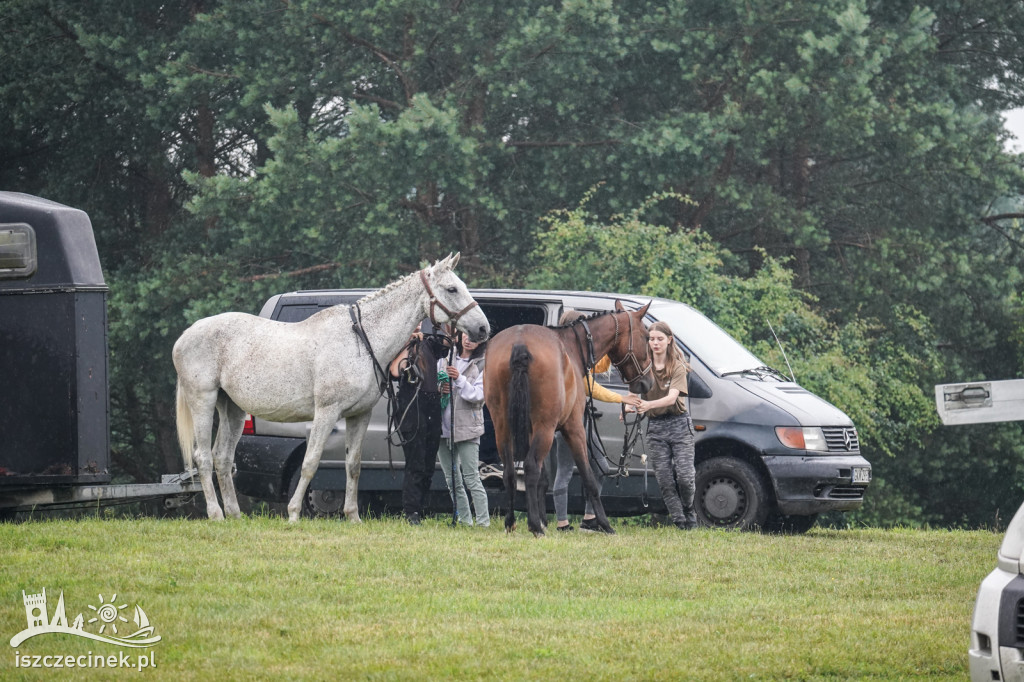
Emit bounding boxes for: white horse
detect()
[172,253,489,522]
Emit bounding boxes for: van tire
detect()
[286,467,344,518]
[695,457,769,530]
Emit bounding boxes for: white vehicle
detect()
[969,500,1024,681]
[936,380,1024,681]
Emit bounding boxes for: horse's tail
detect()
[175,380,196,471]
[508,343,533,464]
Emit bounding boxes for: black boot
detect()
[682,505,698,530]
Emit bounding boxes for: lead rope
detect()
[445,341,458,527]
[610,404,646,479]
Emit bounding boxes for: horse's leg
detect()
[287,404,343,523]
[524,430,555,537]
[341,411,372,523]
[188,389,224,520]
[212,394,246,519]
[563,422,615,534]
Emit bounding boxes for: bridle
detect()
[610,311,653,383]
[419,269,478,327]
[566,310,653,490]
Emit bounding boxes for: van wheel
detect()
[695,457,769,530]
[287,468,344,518]
[305,489,345,517]
[765,513,818,534]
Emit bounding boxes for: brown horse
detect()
[484,301,654,536]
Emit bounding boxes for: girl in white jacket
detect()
[438,331,490,527]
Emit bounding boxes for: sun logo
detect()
[87,594,128,635]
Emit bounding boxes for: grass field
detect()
[0,515,1000,681]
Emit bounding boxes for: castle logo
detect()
[10,588,161,648]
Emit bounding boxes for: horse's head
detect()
[610,300,655,395]
[420,253,490,342]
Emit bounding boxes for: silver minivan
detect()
[233,289,871,531]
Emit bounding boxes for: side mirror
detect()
[688,373,713,400]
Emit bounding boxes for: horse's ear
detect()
[450,252,461,269]
[636,301,652,317]
[431,254,450,274]
[614,299,625,312]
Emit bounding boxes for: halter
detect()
[610,311,653,381]
[419,269,479,327]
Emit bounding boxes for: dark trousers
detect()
[646,413,695,524]
[400,393,442,517]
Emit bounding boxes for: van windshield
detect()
[647,300,767,377]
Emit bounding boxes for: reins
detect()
[567,312,651,496]
[349,303,392,396]
[387,339,425,449]
[385,330,454,471]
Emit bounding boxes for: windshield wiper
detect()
[721,365,791,382]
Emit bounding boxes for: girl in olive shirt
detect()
[634,321,697,530]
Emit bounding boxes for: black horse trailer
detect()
[0,192,199,514]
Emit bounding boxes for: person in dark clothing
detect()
[389,327,450,525]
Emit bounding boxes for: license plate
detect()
[852,467,871,484]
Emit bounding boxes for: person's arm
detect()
[389,337,417,378]
[637,388,680,413]
[586,375,623,403]
[454,364,485,404]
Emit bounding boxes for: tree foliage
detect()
[2,0,1024,525]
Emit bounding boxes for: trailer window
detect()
[0,224,36,279]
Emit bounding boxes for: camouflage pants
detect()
[646,412,695,525]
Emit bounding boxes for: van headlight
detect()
[775,426,828,452]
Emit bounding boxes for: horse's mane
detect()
[550,309,613,330]
[356,267,425,306]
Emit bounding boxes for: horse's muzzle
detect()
[465,325,490,343]
[630,374,655,395]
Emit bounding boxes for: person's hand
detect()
[410,331,423,342]
[623,393,641,407]
[445,365,460,381]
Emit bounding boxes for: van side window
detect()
[275,304,325,322]
[0,223,37,279]
[479,303,546,336]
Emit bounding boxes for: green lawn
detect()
[0,516,1000,681]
